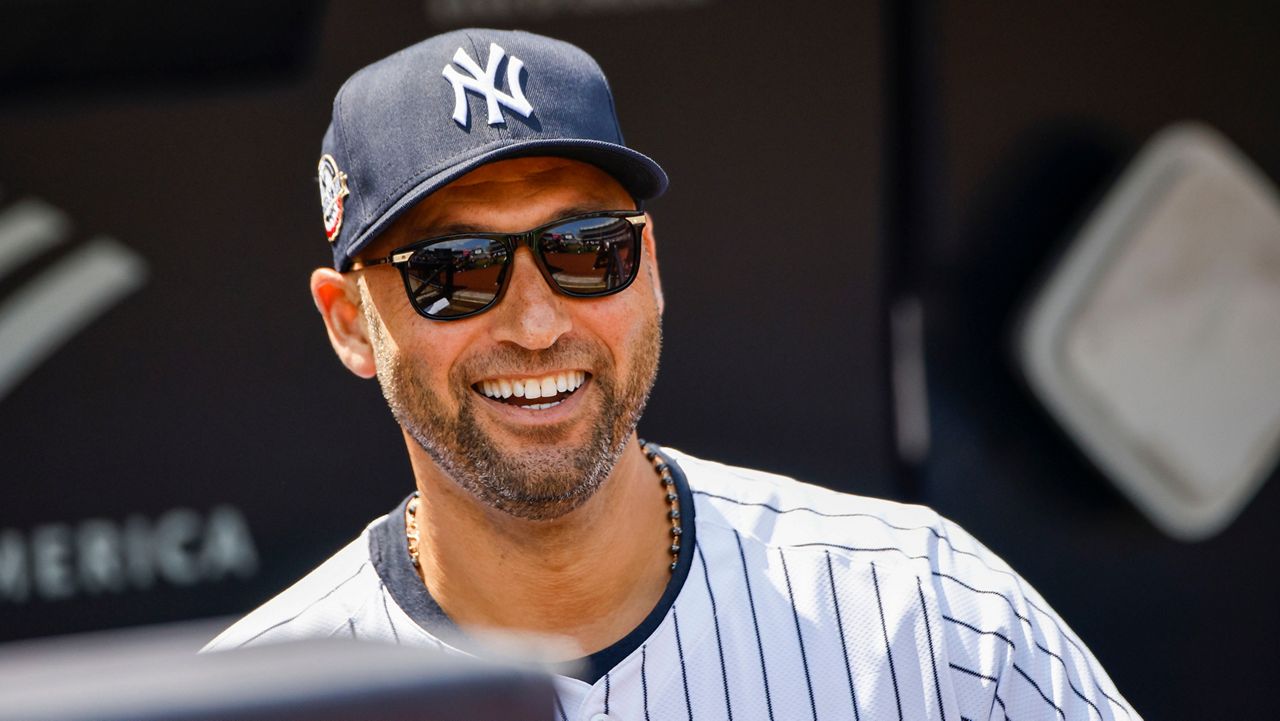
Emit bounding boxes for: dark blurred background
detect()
[1,1,1277,717]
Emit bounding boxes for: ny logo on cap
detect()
[442,43,534,127]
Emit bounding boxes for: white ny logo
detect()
[441,43,534,127]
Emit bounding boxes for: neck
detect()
[404,434,672,660]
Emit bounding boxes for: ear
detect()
[642,213,665,316]
[310,268,378,379]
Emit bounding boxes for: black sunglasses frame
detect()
[349,210,646,321]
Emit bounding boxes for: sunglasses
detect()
[350,210,646,320]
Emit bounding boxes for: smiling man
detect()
[206,29,1140,721]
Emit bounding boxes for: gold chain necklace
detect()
[405,440,682,575]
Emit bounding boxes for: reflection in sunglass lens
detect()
[404,237,509,318]
[538,216,638,295]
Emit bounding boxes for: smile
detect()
[473,370,589,411]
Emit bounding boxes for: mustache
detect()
[452,337,612,381]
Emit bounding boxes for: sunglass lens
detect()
[403,237,508,318]
[538,216,639,295]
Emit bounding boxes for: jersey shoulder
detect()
[667,446,1019,583]
[202,518,386,652]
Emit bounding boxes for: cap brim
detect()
[341,139,667,269]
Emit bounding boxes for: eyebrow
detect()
[407,204,629,240]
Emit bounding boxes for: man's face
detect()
[354,157,663,521]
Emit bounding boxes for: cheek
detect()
[398,328,473,391]
[365,275,417,328]
[581,289,658,368]
[366,278,475,390]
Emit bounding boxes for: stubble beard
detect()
[362,287,661,521]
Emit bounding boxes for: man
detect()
[207,29,1139,721]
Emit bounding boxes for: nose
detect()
[488,247,571,349]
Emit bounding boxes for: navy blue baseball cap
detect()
[317,28,669,270]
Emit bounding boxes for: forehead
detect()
[367,157,634,255]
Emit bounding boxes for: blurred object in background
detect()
[1019,122,1280,541]
[916,4,1280,719]
[0,197,148,404]
[0,623,553,720]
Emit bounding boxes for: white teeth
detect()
[479,372,589,400]
[526,401,561,410]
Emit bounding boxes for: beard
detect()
[362,287,661,521]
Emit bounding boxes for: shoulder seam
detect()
[232,560,372,649]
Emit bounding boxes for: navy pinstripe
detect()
[603,671,611,714]
[377,580,400,644]
[780,548,818,721]
[696,542,733,721]
[672,605,694,720]
[641,644,651,721]
[824,550,862,721]
[950,663,999,684]
[735,529,775,721]
[554,690,568,721]
[1013,664,1065,720]
[917,578,947,721]
[872,562,905,720]
[994,692,1011,721]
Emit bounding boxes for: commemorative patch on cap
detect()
[318,154,350,244]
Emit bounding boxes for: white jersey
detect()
[206,447,1139,720]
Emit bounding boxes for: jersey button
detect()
[589,714,611,721]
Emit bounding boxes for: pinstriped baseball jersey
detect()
[205,446,1140,720]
